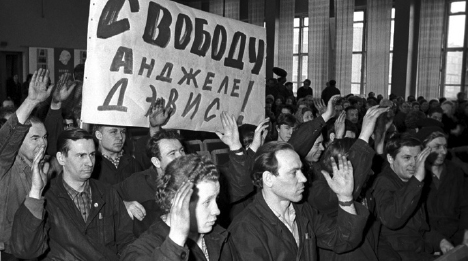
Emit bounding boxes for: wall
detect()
[0,0,89,100]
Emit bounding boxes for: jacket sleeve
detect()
[44,108,63,157]
[373,176,424,229]
[223,149,255,203]
[312,202,369,253]
[112,189,136,254]
[0,114,30,179]
[348,139,375,199]
[9,197,49,259]
[120,231,189,261]
[288,116,326,159]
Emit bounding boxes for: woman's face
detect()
[303,111,314,122]
[189,181,221,234]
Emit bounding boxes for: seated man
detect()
[416,128,468,246]
[276,113,297,142]
[372,135,453,260]
[92,124,143,185]
[228,142,369,261]
[9,129,134,260]
[0,69,53,259]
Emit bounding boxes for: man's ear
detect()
[386,154,394,165]
[262,171,275,188]
[151,157,161,169]
[56,152,66,166]
[95,130,103,141]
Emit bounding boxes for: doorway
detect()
[0,51,23,105]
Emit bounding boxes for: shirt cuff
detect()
[24,196,45,220]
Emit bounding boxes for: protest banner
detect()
[82,0,266,132]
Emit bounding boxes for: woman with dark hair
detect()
[121,154,237,261]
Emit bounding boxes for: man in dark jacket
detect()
[373,135,453,260]
[10,129,134,260]
[321,80,341,104]
[0,69,54,260]
[416,128,468,246]
[92,124,143,185]
[229,142,369,261]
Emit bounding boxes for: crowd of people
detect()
[0,66,467,261]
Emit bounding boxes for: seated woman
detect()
[120,154,237,261]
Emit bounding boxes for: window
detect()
[351,11,366,95]
[389,8,395,96]
[442,1,467,98]
[292,17,309,94]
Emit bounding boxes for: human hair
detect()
[419,99,428,105]
[251,142,295,188]
[427,106,443,116]
[422,131,446,147]
[345,106,358,114]
[146,129,183,159]
[405,110,426,129]
[281,104,294,114]
[276,113,297,128]
[57,129,94,156]
[320,138,355,175]
[238,124,256,148]
[24,115,43,126]
[155,154,219,214]
[303,79,311,85]
[386,134,422,160]
[441,100,454,108]
[329,80,336,86]
[429,99,439,107]
[367,99,378,107]
[411,101,419,108]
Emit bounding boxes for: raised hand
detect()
[29,146,50,199]
[167,181,194,247]
[123,201,147,221]
[27,69,54,105]
[359,105,390,142]
[249,118,270,152]
[439,238,454,254]
[322,95,341,122]
[334,111,346,139]
[414,147,431,181]
[313,98,327,116]
[215,111,242,151]
[149,98,173,127]
[321,154,354,201]
[51,73,77,109]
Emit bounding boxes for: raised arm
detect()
[289,95,340,158]
[0,69,53,178]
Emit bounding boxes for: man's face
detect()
[346,109,359,124]
[2,100,14,108]
[426,137,447,166]
[59,139,96,182]
[97,126,126,154]
[345,130,356,139]
[153,139,185,172]
[189,181,220,234]
[63,119,74,130]
[305,135,324,163]
[269,149,307,202]
[429,112,443,122]
[277,124,294,142]
[412,104,420,111]
[19,122,47,163]
[281,108,291,115]
[389,146,421,182]
[400,103,410,114]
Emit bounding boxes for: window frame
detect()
[292,16,309,94]
[351,10,367,95]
